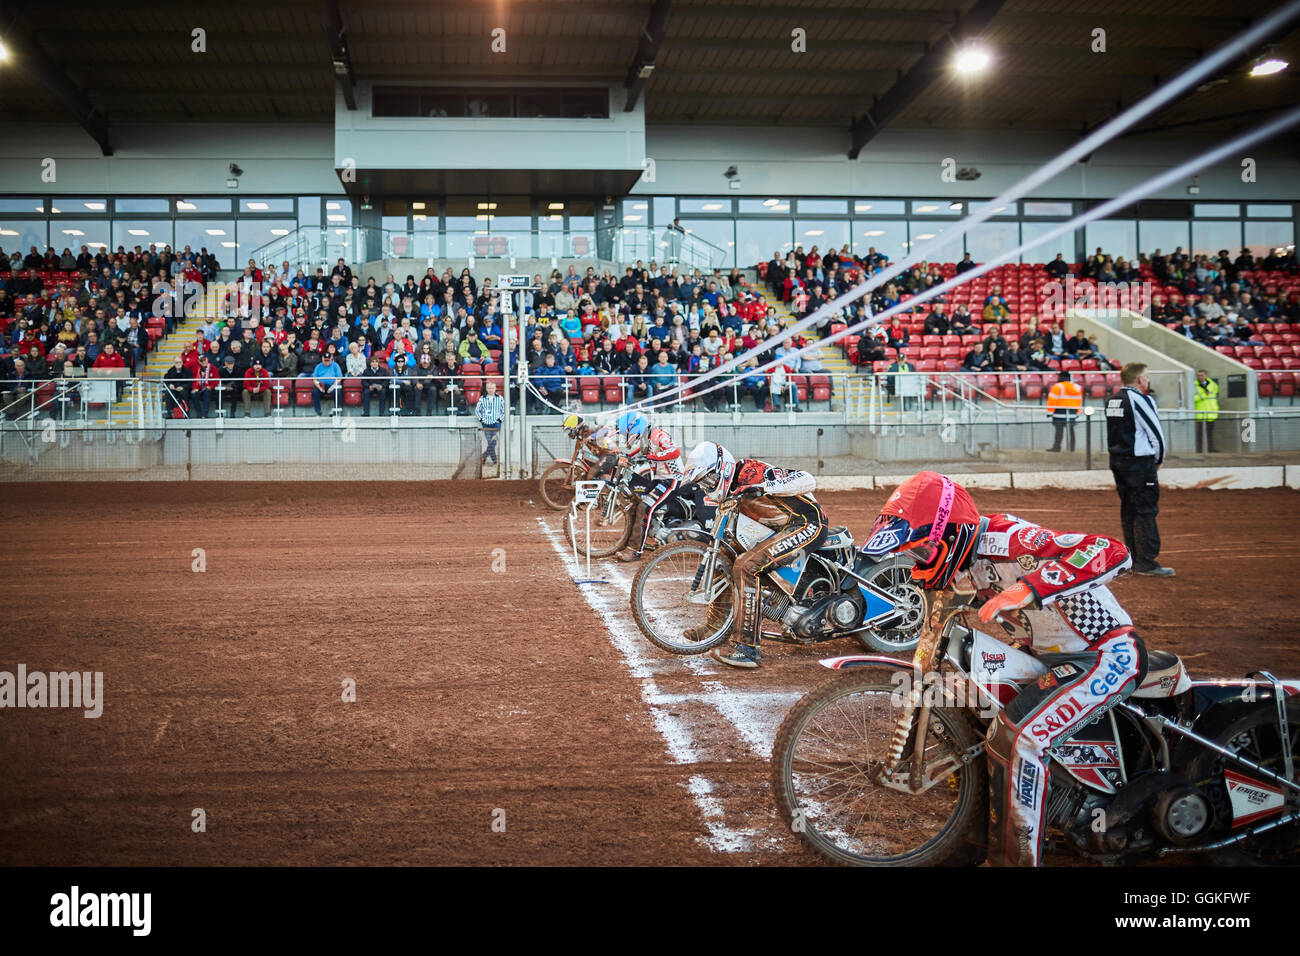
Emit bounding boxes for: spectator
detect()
[649,350,677,395]
[412,352,438,415]
[362,353,388,416]
[241,358,273,417]
[625,353,652,404]
[923,301,950,335]
[312,350,342,415]
[955,252,976,274]
[885,348,916,399]
[531,353,568,413]
[769,363,801,412]
[163,355,191,418]
[1044,253,1070,280]
[192,353,219,418]
[1046,370,1082,452]
[1065,329,1095,359]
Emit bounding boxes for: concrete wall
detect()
[334,85,645,175]
[1059,308,1195,406]
[640,126,1300,201]
[1095,309,1256,413]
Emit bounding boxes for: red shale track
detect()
[0,481,1296,865]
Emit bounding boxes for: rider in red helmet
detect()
[868,470,1143,866]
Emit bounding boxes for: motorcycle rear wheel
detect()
[771,670,986,866]
[853,554,926,654]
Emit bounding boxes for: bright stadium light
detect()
[1250,57,1288,76]
[954,45,992,74]
[0,40,9,62]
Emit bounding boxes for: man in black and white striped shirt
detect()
[1106,362,1173,577]
[475,379,504,467]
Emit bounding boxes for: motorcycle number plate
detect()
[640,493,659,507]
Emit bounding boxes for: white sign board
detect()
[497,275,532,289]
[574,480,603,505]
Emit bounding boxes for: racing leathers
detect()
[726,461,825,653]
[629,425,683,478]
[967,514,1142,866]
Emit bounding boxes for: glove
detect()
[977,581,1036,624]
[737,485,765,501]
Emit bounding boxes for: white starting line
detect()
[536,515,804,855]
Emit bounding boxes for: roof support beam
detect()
[324,0,357,110]
[847,0,1008,159]
[0,14,112,155]
[624,0,671,111]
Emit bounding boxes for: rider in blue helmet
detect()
[616,411,647,438]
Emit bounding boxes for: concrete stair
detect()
[766,297,875,414]
[107,287,224,425]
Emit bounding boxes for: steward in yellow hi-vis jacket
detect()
[1194,369,1219,453]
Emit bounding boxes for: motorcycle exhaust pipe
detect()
[1156,808,1299,856]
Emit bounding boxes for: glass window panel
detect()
[794,219,850,259]
[1021,221,1075,264]
[1138,221,1189,257]
[239,198,294,214]
[112,220,174,252]
[965,222,1020,262]
[176,198,233,214]
[852,220,908,262]
[736,219,794,267]
[298,196,321,227]
[421,91,465,117]
[0,219,48,251]
[908,222,963,261]
[237,219,299,262]
[911,200,962,216]
[1023,201,1073,216]
[113,197,171,214]
[1084,220,1136,262]
[562,91,608,118]
[653,197,675,228]
[1246,204,1291,218]
[621,198,649,224]
[854,199,905,215]
[968,201,1017,217]
[324,198,352,225]
[465,93,512,117]
[677,219,735,269]
[1193,203,1239,218]
[50,198,108,215]
[0,198,48,214]
[796,199,847,214]
[52,220,109,250]
[739,198,791,214]
[174,219,233,258]
[517,91,564,117]
[678,198,732,214]
[1244,221,1295,258]
[1191,220,1242,259]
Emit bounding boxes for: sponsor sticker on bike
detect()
[1017,526,1053,550]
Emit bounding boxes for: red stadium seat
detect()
[271,380,292,408]
[1257,372,1275,398]
[342,377,362,406]
[294,379,314,407]
[603,376,623,404]
[580,376,601,404]
[810,375,831,402]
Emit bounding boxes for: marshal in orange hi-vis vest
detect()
[1046,380,1083,418]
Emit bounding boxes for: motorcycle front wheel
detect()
[539,461,577,511]
[771,670,986,866]
[565,486,635,558]
[630,541,734,655]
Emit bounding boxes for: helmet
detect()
[684,441,736,493]
[616,411,647,437]
[865,471,983,590]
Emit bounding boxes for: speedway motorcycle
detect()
[629,490,927,656]
[539,425,611,511]
[770,591,1300,866]
[564,454,659,559]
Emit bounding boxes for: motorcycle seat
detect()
[1133,648,1188,698]
[819,526,854,550]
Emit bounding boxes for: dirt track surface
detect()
[0,480,1297,866]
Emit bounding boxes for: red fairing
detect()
[978,514,1131,603]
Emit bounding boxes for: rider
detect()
[867,470,1143,866]
[682,441,824,669]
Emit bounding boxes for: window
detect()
[908,223,963,261]
[1192,221,1242,258]
[1022,201,1073,217]
[1021,221,1074,263]
[51,220,109,251]
[620,198,648,224]
[1193,203,1239,218]
[965,222,1020,263]
[652,197,675,228]
[175,198,232,214]
[968,201,1016,217]
[852,221,907,260]
[50,198,108,215]
[0,198,47,214]
[298,196,322,227]
[739,198,791,214]
[678,198,732,215]
[236,219,297,259]
[1244,220,1294,258]
[676,219,735,269]
[911,200,962,216]
[113,198,171,214]
[854,200,904,215]
[324,198,352,225]
[0,220,48,250]
[796,199,847,215]
[1246,204,1292,218]
[174,220,234,257]
[794,220,849,257]
[112,220,174,251]
[239,198,294,214]
[1138,221,1189,257]
[372,87,610,119]
[1084,221,1137,262]
[736,220,793,267]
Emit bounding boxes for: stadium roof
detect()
[1,0,1297,157]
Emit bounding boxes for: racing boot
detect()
[616,547,643,563]
[617,503,651,563]
[682,598,731,644]
[712,641,761,669]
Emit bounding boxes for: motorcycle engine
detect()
[771,585,867,641]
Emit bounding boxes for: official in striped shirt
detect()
[1105,362,1173,577]
[475,379,504,467]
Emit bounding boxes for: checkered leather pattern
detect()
[1055,591,1124,641]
